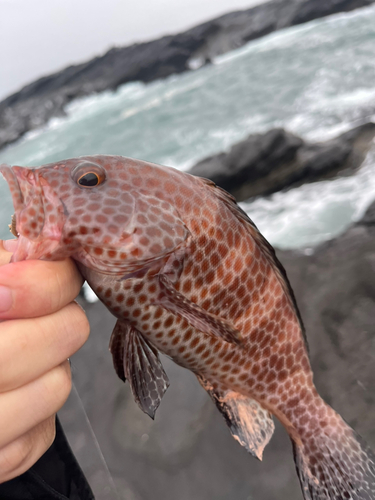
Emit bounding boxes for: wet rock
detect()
[1,0,375,151]
[190,122,375,200]
[360,197,375,226]
[277,199,375,446]
[59,200,375,500]
[190,128,303,200]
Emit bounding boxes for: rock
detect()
[360,200,375,226]
[190,128,303,199]
[277,199,375,446]
[59,199,375,500]
[1,0,375,151]
[189,122,375,200]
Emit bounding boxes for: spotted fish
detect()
[1,155,374,500]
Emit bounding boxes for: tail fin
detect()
[292,413,375,499]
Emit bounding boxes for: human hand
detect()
[0,240,90,483]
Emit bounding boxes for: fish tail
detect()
[291,406,375,499]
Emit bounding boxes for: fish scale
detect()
[1,155,374,500]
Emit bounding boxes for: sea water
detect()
[1,4,375,249]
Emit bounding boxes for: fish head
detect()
[0,155,189,275]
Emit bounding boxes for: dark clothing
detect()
[0,418,94,500]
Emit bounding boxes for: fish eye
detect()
[72,161,106,189]
[78,172,100,187]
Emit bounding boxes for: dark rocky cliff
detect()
[1,0,375,152]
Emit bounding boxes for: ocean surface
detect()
[1,5,375,249]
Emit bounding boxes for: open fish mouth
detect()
[0,164,65,262]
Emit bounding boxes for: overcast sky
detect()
[0,0,265,100]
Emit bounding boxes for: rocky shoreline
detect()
[189,122,375,200]
[60,200,375,500]
[1,0,375,152]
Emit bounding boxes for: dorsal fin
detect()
[199,177,308,353]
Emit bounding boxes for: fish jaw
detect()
[0,164,24,213]
[0,165,66,262]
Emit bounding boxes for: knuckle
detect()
[0,440,31,483]
[53,260,83,304]
[0,435,35,483]
[38,302,90,358]
[44,362,72,410]
[55,361,72,401]
[0,418,56,484]
[63,258,84,290]
[0,322,30,391]
[39,416,56,450]
[72,302,90,343]
[64,302,90,349]
[14,260,83,316]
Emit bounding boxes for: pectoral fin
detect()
[126,324,170,419]
[198,376,274,460]
[153,274,242,345]
[109,320,170,418]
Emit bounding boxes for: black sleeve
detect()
[0,417,94,500]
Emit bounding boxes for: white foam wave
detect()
[65,82,146,117]
[241,144,375,250]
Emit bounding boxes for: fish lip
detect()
[0,164,25,218]
[0,164,24,260]
[0,164,63,262]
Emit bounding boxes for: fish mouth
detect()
[0,165,25,214]
[0,164,65,262]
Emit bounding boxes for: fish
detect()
[1,155,374,500]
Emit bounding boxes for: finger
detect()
[0,241,13,267]
[0,360,71,449]
[0,302,89,392]
[0,415,55,484]
[0,258,84,320]
[1,239,18,253]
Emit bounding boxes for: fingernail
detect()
[2,239,18,252]
[0,286,12,312]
